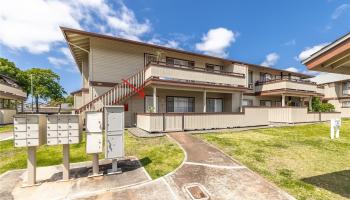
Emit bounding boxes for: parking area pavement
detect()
[77,133,295,200]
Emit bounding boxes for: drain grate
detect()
[184,183,209,200]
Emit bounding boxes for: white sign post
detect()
[104,106,124,175]
[330,119,341,139]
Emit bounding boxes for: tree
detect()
[311,97,335,112]
[49,95,74,113]
[0,57,30,93]
[25,68,66,113]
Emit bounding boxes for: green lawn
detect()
[0,132,184,179]
[0,124,13,133]
[197,120,350,200]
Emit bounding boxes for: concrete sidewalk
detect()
[0,132,13,141]
[79,133,295,200]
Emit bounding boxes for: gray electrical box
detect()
[13,114,47,147]
[46,114,82,145]
[86,111,103,154]
[104,106,124,159]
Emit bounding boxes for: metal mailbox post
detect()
[104,106,124,174]
[13,114,47,186]
[85,111,103,176]
[46,114,82,180]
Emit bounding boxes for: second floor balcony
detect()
[144,61,247,88]
[254,77,320,95]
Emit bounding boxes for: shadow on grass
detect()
[302,170,350,198]
[139,157,152,167]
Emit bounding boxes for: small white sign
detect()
[330,119,341,139]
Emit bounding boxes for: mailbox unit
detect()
[104,106,124,159]
[85,111,103,154]
[14,114,47,147]
[46,114,82,145]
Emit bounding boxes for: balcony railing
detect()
[145,61,246,87]
[255,77,316,86]
[254,78,319,93]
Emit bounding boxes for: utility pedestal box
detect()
[85,111,103,177]
[104,106,124,174]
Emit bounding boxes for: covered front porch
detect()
[256,89,323,110]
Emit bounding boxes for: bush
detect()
[311,97,335,112]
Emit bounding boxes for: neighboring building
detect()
[303,32,350,74]
[62,27,331,130]
[310,73,350,118]
[303,32,350,118]
[0,74,26,124]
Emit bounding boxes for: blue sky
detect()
[0,0,350,94]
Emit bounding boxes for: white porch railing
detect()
[137,107,341,132]
[137,107,270,132]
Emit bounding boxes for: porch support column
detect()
[153,87,157,113]
[282,94,286,107]
[309,96,312,111]
[203,90,207,112]
[240,92,244,112]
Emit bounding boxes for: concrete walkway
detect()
[78,133,295,200]
[0,132,12,141]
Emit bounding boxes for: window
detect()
[144,53,157,66]
[342,101,350,108]
[166,96,195,112]
[260,73,272,82]
[242,99,253,106]
[205,64,223,72]
[248,71,253,89]
[343,82,349,95]
[260,100,272,107]
[206,98,223,112]
[166,57,195,68]
[145,96,159,113]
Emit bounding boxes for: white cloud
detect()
[297,43,328,61]
[284,67,319,76]
[285,67,299,73]
[48,57,69,67]
[147,37,181,49]
[284,39,296,46]
[195,27,237,58]
[261,53,280,67]
[332,4,350,20]
[0,0,151,54]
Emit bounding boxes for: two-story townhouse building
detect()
[62,27,324,129]
[0,74,26,124]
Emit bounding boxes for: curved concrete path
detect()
[77,133,295,200]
